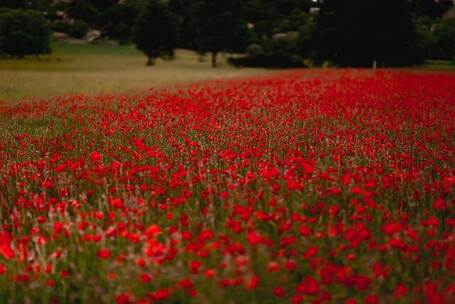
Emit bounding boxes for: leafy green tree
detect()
[0,9,51,58]
[133,0,180,66]
[432,17,455,60]
[104,3,141,42]
[0,0,55,16]
[122,0,148,11]
[0,0,28,9]
[69,19,89,39]
[413,15,435,59]
[66,0,99,24]
[297,12,317,59]
[244,0,313,38]
[191,0,249,67]
[169,0,198,48]
[229,32,305,68]
[313,0,423,67]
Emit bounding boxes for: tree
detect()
[414,15,435,60]
[313,0,423,67]
[0,0,55,16]
[133,0,180,66]
[66,0,99,25]
[104,3,141,42]
[229,34,306,68]
[432,17,455,60]
[191,0,249,67]
[86,0,115,11]
[409,0,453,18]
[122,0,148,11]
[0,9,51,58]
[297,12,317,59]
[169,0,198,48]
[0,0,27,9]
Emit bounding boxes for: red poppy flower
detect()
[0,232,14,260]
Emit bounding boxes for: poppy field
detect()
[0,69,454,304]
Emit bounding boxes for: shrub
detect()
[107,22,131,43]
[52,20,72,33]
[69,19,89,39]
[229,34,306,68]
[246,44,264,57]
[0,8,51,58]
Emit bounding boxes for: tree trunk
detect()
[147,55,156,66]
[211,52,218,68]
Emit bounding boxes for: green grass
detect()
[418,59,455,71]
[0,42,266,101]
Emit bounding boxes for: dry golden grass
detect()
[0,43,267,102]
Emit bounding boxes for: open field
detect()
[1,42,453,102]
[0,42,266,101]
[0,69,454,303]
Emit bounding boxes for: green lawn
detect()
[0,42,266,101]
[418,59,455,71]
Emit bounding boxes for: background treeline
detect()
[0,0,454,67]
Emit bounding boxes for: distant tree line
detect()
[0,0,454,67]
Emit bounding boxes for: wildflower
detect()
[296,276,320,295]
[97,248,112,260]
[0,232,14,260]
[273,287,285,297]
[90,151,102,163]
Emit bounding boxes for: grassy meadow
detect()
[0,42,266,101]
[1,42,453,102]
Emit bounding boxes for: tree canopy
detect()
[0,8,51,58]
[189,0,249,67]
[0,0,454,67]
[132,0,180,66]
[312,0,423,67]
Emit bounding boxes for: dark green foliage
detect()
[66,0,99,25]
[0,0,25,8]
[104,4,141,42]
[414,15,436,60]
[313,0,424,67]
[0,0,52,10]
[409,0,453,18]
[296,12,317,59]
[1,0,453,66]
[133,0,180,66]
[87,0,115,11]
[0,8,51,58]
[61,1,143,42]
[122,0,148,11]
[69,19,89,39]
[52,20,72,33]
[107,23,131,43]
[244,0,313,38]
[229,34,306,68]
[190,0,250,67]
[168,0,197,48]
[432,17,455,60]
[0,0,55,17]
